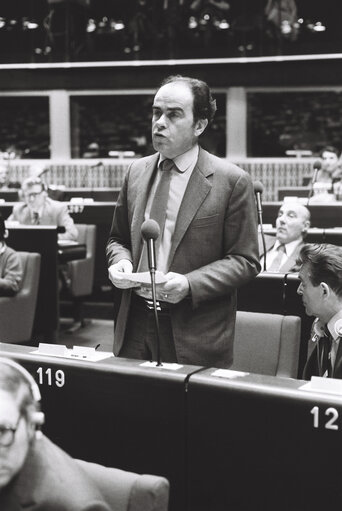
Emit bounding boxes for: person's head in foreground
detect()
[0,357,44,491]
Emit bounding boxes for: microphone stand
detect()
[147,239,162,367]
[307,168,319,206]
[256,192,267,271]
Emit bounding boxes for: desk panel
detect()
[277,186,310,201]
[187,370,342,511]
[0,344,201,511]
[262,227,342,245]
[49,187,120,202]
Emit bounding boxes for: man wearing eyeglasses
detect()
[0,358,112,510]
[8,176,78,241]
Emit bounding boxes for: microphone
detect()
[307,160,322,205]
[254,180,263,217]
[141,219,162,366]
[141,219,160,271]
[253,181,267,272]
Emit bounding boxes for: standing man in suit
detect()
[260,201,310,272]
[297,244,342,379]
[8,176,78,241]
[107,75,260,368]
[0,357,112,510]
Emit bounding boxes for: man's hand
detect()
[157,272,190,304]
[108,260,140,289]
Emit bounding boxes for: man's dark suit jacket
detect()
[0,435,111,510]
[303,329,342,380]
[260,234,305,273]
[106,147,260,368]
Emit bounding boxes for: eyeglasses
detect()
[0,415,22,447]
[23,191,43,200]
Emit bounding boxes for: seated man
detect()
[0,213,23,296]
[8,176,78,241]
[260,200,310,272]
[0,163,21,190]
[0,357,111,510]
[297,244,342,379]
[313,146,341,198]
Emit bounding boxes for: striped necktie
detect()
[32,212,40,225]
[268,244,286,272]
[320,330,333,377]
[138,159,175,272]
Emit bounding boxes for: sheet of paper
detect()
[300,376,342,395]
[211,369,249,379]
[30,344,114,362]
[112,270,167,285]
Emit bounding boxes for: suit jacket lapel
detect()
[333,338,342,378]
[168,147,212,268]
[279,242,303,273]
[131,154,159,268]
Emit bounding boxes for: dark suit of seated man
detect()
[297,244,342,379]
[260,201,310,273]
[0,213,23,297]
[0,357,112,511]
[7,176,78,242]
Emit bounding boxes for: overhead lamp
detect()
[188,16,198,29]
[312,21,326,32]
[22,18,39,30]
[217,19,230,30]
[86,18,96,33]
[0,17,6,29]
[113,20,125,31]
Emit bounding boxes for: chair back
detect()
[0,251,41,343]
[68,224,96,297]
[232,311,301,377]
[76,459,170,511]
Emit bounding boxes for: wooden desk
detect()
[6,226,59,342]
[0,344,201,511]
[277,186,310,201]
[49,187,120,202]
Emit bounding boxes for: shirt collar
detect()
[274,238,302,257]
[158,144,199,174]
[0,241,6,255]
[327,310,342,340]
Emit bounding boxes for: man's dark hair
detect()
[160,75,217,125]
[319,145,340,158]
[0,213,5,241]
[297,243,342,298]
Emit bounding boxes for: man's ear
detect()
[4,228,8,239]
[302,220,311,233]
[194,118,208,137]
[320,282,330,298]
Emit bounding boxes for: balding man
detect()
[261,201,311,273]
